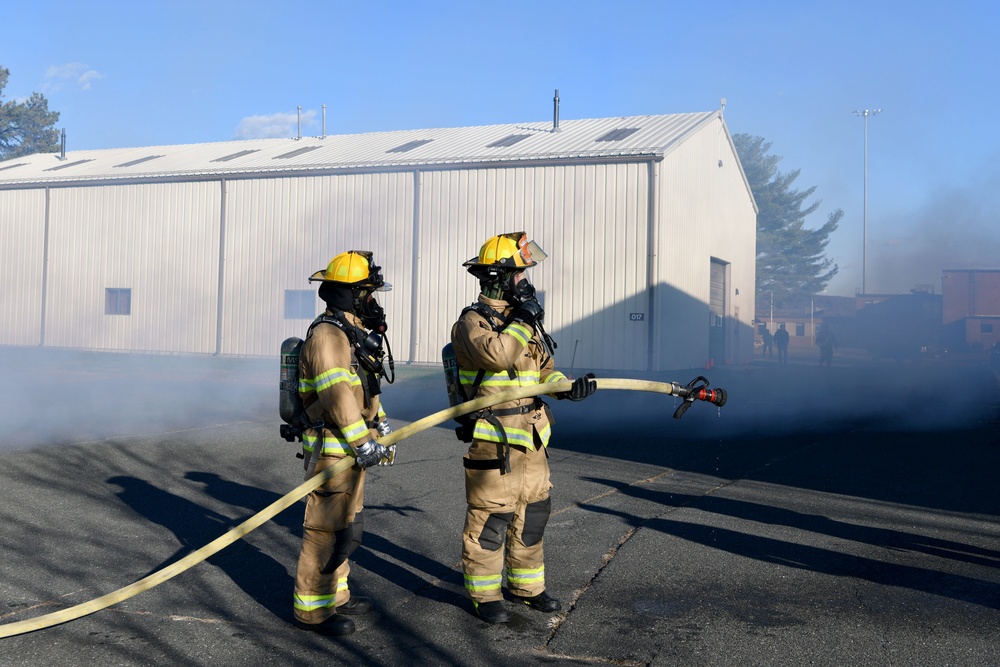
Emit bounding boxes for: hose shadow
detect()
[578,477,1000,609]
[183,473,466,612]
[106,475,293,621]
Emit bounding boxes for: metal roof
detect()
[0,111,721,187]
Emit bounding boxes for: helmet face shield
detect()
[523,240,547,265]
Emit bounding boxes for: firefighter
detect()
[292,250,394,637]
[450,232,597,624]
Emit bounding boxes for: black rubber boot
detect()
[294,613,356,636]
[337,596,373,615]
[514,591,561,613]
[474,600,511,624]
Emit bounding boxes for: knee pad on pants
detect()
[522,497,551,547]
[349,511,364,554]
[321,513,363,575]
[478,511,515,551]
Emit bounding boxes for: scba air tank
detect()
[441,343,464,409]
[279,337,304,424]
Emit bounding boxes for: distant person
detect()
[762,328,774,358]
[774,324,790,364]
[817,326,837,367]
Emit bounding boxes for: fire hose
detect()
[0,376,725,638]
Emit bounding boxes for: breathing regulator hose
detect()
[0,376,725,638]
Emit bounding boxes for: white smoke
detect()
[867,153,1000,294]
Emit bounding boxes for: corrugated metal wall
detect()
[0,189,47,345]
[44,182,222,352]
[1,118,756,371]
[656,116,756,370]
[223,172,414,357]
[413,162,650,370]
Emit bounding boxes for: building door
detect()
[709,259,727,364]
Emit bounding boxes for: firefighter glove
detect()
[378,444,396,466]
[375,419,392,437]
[513,298,544,326]
[355,440,390,469]
[557,373,597,401]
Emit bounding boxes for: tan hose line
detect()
[0,378,678,638]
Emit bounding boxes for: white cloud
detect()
[43,62,105,92]
[234,109,318,139]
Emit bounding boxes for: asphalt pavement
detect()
[0,347,998,666]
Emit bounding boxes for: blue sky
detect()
[4,0,998,297]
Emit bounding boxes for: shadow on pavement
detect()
[106,471,467,624]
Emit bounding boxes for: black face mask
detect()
[506,273,536,304]
[356,296,387,334]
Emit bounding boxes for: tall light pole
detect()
[853,108,881,294]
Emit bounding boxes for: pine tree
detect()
[734,133,841,308]
[0,66,61,160]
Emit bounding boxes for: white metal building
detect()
[0,109,756,372]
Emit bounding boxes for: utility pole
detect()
[853,108,881,294]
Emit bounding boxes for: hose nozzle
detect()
[670,376,728,418]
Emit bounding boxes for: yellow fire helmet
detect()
[463,232,547,270]
[309,250,391,291]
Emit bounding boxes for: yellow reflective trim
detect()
[303,431,361,455]
[299,367,359,394]
[504,322,532,347]
[545,372,568,384]
[459,369,541,388]
[292,593,337,611]
[464,574,502,591]
[472,422,536,448]
[536,421,551,447]
[341,418,369,443]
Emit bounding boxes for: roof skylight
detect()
[274,146,321,159]
[212,149,260,162]
[595,128,640,142]
[113,155,164,168]
[387,139,434,153]
[43,159,94,171]
[487,134,531,148]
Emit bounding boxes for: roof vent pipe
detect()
[59,128,66,160]
[296,106,302,140]
[322,104,327,139]
[552,89,561,132]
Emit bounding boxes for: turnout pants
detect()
[462,440,552,603]
[293,455,366,624]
